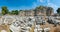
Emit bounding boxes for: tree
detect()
[1,6,9,15]
[15,10,19,15]
[11,10,19,15]
[57,8,60,15]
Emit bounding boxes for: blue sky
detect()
[0,0,60,13]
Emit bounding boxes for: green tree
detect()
[1,6,9,15]
[15,10,19,15]
[11,10,19,15]
[57,8,60,15]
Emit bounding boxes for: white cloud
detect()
[37,0,44,3]
[39,0,44,2]
[33,0,59,13]
[37,0,50,3]
[48,3,58,8]
[47,3,58,13]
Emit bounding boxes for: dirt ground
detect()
[0,24,10,32]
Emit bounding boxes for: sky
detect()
[0,0,60,13]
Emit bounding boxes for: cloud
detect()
[37,0,58,13]
[47,3,58,13]
[39,0,44,2]
[48,3,58,8]
[37,0,50,3]
[37,0,44,3]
